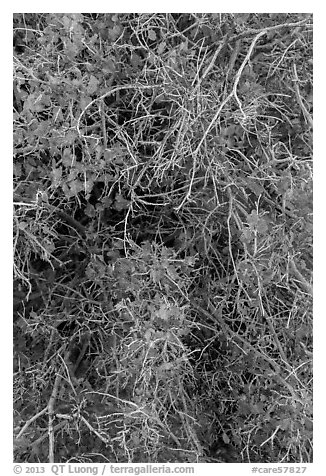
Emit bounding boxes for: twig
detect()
[260,426,280,447]
[226,39,242,81]
[258,294,292,369]
[31,421,68,449]
[231,30,267,116]
[47,373,61,462]
[292,63,313,129]
[13,193,86,238]
[176,30,267,211]
[192,298,309,408]
[100,100,108,150]
[20,227,64,267]
[175,18,311,210]
[47,350,70,463]
[76,83,162,137]
[15,407,48,439]
[289,259,313,296]
[230,17,311,42]
[192,35,228,94]
[80,415,111,445]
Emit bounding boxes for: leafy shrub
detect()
[13,13,312,463]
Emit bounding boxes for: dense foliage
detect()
[13,13,313,463]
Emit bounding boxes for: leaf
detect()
[85,202,96,218]
[157,41,166,55]
[157,303,169,321]
[114,193,130,211]
[240,228,253,243]
[79,96,92,111]
[18,221,28,230]
[102,57,116,75]
[68,179,84,196]
[247,210,259,227]
[148,29,156,41]
[233,13,250,25]
[256,217,268,234]
[51,166,62,187]
[101,196,113,208]
[245,177,265,196]
[62,15,73,30]
[61,130,78,146]
[86,75,99,95]
[108,24,122,41]
[62,148,74,167]
[238,400,252,416]
[179,41,188,52]
[14,436,30,450]
[13,162,22,178]
[131,53,142,68]
[279,418,291,431]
